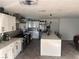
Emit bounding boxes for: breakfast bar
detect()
[40,33,62,56]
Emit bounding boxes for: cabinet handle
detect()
[12,48,14,53]
[12,26,14,30]
[0,54,7,59]
[16,45,18,49]
[5,53,8,59]
[2,27,5,32]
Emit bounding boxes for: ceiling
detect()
[0,0,79,19]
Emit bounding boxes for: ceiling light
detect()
[20,0,38,5]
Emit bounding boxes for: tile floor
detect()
[15,39,79,59]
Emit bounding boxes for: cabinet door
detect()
[5,50,12,59]
[0,13,4,33]
[0,47,11,59]
[17,40,22,54]
[14,40,22,57]
[0,13,7,33]
[12,17,16,31]
[7,16,12,32]
[6,15,14,32]
[5,44,15,59]
[0,49,5,59]
[10,43,16,59]
[9,16,16,31]
[2,14,9,32]
[12,41,19,58]
[15,41,20,56]
[11,41,21,58]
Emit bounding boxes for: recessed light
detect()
[39,10,46,12]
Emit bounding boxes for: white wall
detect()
[52,19,60,33]
[41,19,60,33]
[60,18,79,40]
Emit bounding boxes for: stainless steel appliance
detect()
[2,33,10,41]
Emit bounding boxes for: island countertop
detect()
[41,33,61,40]
[0,38,23,49]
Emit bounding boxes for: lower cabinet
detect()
[0,46,12,59]
[0,48,6,59]
[5,46,13,59]
[14,40,22,57]
[0,39,22,59]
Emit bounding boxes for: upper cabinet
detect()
[0,13,16,33]
[8,15,16,31]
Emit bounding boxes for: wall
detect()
[60,18,79,40]
[41,19,60,33]
[51,19,60,33]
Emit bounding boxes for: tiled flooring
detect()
[15,39,79,59]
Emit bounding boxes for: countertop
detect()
[41,33,61,40]
[0,38,23,49]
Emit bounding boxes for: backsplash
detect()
[0,30,20,38]
[7,30,20,37]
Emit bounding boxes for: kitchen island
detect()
[40,33,62,56]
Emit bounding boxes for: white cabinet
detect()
[12,17,16,31]
[0,39,22,59]
[0,13,16,33]
[0,48,6,59]
[8,16,16,31]
[11,39,22,58]
[16,40,22,54]
[4,46,13,59]
[14,40,22,57]
[0,13,6,33]
[0,46,12,59]
[2,14,10,32]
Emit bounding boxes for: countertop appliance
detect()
[0,33,10,42]
[2,33,10,41]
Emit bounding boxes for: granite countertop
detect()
[0,38,23,49]
[41,33,61,40]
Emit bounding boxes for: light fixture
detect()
[50,13,52,16]
[20,0,38,5]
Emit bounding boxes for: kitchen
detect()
[0,11,61,59]
[0,0,79,59]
